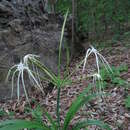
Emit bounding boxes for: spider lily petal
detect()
[88,73,103,93]
[88,73,102,80]
[23,54,40,66]
[21,71,29,102]
[82,48,92,72]
[11,69,18,98]
[97,52,112,72]
[17,72,21,101]
[93,73,102,80]
[27,69,44,93]
[6,65,17,82]
[24,54,42,86]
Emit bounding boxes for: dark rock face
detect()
[0,0,73,100]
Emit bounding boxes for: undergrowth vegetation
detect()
[99,65,128,87]
[0,10,117,130]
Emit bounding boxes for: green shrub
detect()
[98,65,128,88]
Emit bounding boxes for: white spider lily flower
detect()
[23,54,40,66]
[88,73,102,81]
[6,61,44,102]
[82,46,112,74]
[92,73,102,80]
[88,73,103,93]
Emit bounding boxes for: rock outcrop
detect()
[0,0,73,100]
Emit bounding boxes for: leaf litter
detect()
[0,43,130,130]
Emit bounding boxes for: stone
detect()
[0,18,72,101]
[0,3,13,15]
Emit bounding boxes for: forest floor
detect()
[0,39,130,130]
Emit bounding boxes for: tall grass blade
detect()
[58,9,69,76]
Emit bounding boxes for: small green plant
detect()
[0,109,7,117]
[125,95,130,109]
[0,108,15,119]
[99,65,128,88]
[0,10,111,130]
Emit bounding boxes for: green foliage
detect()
[0,109,7,117]
[63,85,96,130]
[99,65,128,88]
[0,119,47,130]
[125,95,130,108]
[56,0,71,14]
[0,109,15,118]
[56,0,130,39]
[31,105,43,121]
[72,120,111,130]
[122,31,130,40]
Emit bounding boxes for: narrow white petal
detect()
[11,69,18,98]
[98,53,112,72]
[17,72,21,101]
[27,70,44,93]
[6,65,17,82]
[6,69,12,82]
[21,71,29,103]
[94,52,100,74]
[35,66,42,86]
[82,48,92,72]
[23,54,40,66]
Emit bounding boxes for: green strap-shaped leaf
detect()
[63,85,97,130]
[43,110,58,130]
[0,119,49,130]
[72,119,111,130]
[32,59,57,83]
